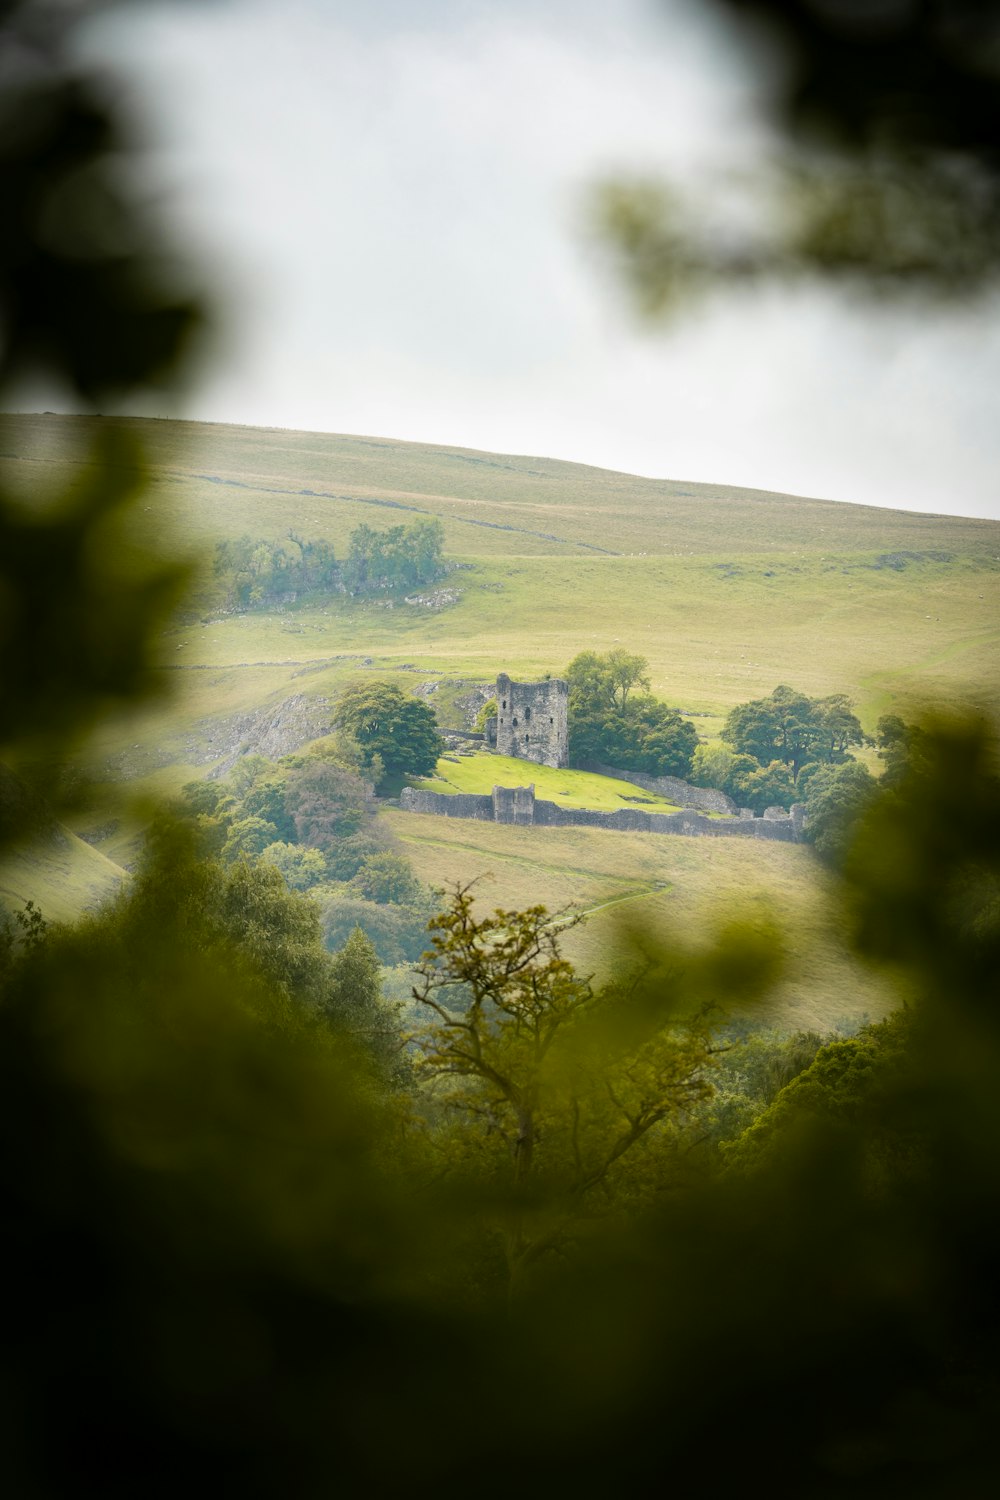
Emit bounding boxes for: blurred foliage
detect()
[410,885,721,1288]
[4,2,1000,1492]
[0,0,206,401]
[0,0,205,821]
[593,0,1000,309]
[5,717,1000,1492]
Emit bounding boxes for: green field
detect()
[0,825,124,924]
[414,752,690,811]
[3,413,997,737]
[3,411,997,1029]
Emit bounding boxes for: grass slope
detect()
[385,810,892,1034]
[414,752,690,811]
[0,827,125,924]
[2,414,997,742]
[3,412,997,1023]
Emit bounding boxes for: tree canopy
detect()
[722,685,864,782]
[565,650,697,778]
[334,680,444,791]
[212,518,446,612]
[342,518,445,596]
[412,885,716,1288]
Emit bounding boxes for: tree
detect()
[213,533,339,611]
[411,885,716,1290]
[220,814,280,862]
[565,650,696,777]
[876,712,929,787]
[604,649,651,709]
[317,891,438,966]
[798,760,878,865]
[812,694,867,763]
[260,840,328,891]
[327,925,405,1080]
[348,850,422,905]
[690,743,757,803]
[721,684,862,782]
[335,681,443,790]
[474,698,497,733]
[722,685,816,777]
[283,758,374,849]
[567,649,649,713]
[343,518,445,595]
[731,758,796,814]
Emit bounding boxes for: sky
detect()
[72,0,1000,519]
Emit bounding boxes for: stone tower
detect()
[494,672,569,769]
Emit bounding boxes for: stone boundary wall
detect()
[400,785,805,843]
[401,790,496,820]
[583,761,737,815]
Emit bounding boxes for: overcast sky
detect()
[77,0,1000,520]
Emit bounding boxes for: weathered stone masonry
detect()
[400,783,806,842]
[492,674,569,769]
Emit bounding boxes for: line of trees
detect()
[212,517,446,611]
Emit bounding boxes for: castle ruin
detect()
[491,672,568,769]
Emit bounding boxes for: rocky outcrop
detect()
[195,693,332,778]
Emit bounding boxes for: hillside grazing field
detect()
[385,809,893,1034]
[3,414,997,737]
[2,412,996,1029]
[0,826,124,923]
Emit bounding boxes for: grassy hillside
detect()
[414,752,691,811]
[385,809,893,1034]
[2,411,996,1028]
[0,827,125,924]
[2,414,997,745]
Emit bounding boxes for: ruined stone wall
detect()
[495,673,569,769]
[584,761,737,815]
[400,784,805,843]
[399,788,494,819]
[491,784,536,825]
